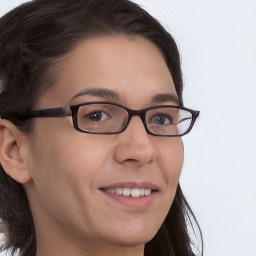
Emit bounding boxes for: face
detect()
[25,36,184,253]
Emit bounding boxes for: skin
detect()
[0,36,184,256]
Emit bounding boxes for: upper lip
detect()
[100,181,160,191]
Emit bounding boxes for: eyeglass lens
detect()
[77,104,192,135]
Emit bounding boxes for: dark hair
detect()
[0,0,203,255]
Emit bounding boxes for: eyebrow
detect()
[151,93,179,104]
[71,88,126,103]
[71,88,179,105]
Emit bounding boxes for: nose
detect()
[114,116,157,166]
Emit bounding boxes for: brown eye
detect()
[85,112,110,122]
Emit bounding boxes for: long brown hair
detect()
[0,0,203,255]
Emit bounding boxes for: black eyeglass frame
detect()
[16,102,200,137]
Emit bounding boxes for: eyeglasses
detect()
[17,102,200,137]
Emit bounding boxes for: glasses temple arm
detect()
[17,107,72,120]
[178,117,192,124]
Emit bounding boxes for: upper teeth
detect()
[104,188,152,197]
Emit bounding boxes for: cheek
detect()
[27,130,114,231]
[146,138,184,231]
[157,137,184,189]
[28,126,115,204]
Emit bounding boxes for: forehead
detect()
[38,35,178,108]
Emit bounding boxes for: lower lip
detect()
[100,190,157,210]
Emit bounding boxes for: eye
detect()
[85,111,110,122]
[150,114,173,125]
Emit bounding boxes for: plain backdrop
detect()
[0,0,256,256]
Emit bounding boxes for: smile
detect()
[102,187,152,197]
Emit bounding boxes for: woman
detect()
[0,0,202,255]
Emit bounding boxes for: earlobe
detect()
[0,119,32,184]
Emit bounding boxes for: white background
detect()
[1,0,256,256]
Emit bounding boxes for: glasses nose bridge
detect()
[126,108,147,130]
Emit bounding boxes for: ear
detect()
[0,119,32,184]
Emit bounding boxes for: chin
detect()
[101,228,158,247]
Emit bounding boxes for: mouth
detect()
[99,182,159,209]
[101,187,153,198]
